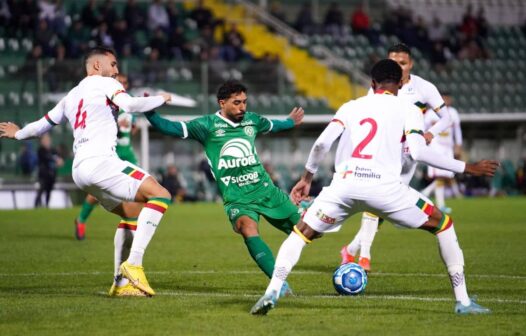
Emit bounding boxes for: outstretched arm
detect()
[291,121,344,204]
[145,111,186,137]
[112,92,171,114]
[265,107,304,133]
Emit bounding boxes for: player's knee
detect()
[235,218,258,237]
[157,186,171,200]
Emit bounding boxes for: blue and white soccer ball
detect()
[332,262,368,295]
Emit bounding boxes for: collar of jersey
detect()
[374,89,394,95]
[215,111,240,127]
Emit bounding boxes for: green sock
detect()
[244,236,276,278]
[78,200,96,223]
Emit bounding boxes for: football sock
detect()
[244,236,276,278]
[435,179,446,209]
[78,200,96,223]
[114,218,137,286]
[436,224,470,306]
[358,212,379,260]
[127,198,170,266]
[421,180,436,198]
[265,231,307,296]
[347,233,361,257]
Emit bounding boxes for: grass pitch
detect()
[0,197,525,335]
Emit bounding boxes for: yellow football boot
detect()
[119,261,155,296]
[108,282,150,297]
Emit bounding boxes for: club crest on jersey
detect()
[244,126,254,137]
[218,138,256,170]
[316,209,336,224]
[230,208,240,219]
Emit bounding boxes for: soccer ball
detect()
[332,263,368,295]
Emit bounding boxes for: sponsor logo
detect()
[146,220,158,227]
[353,166,381,179]
[215,129,226,137]
[214,123,229,128]
[244,126,254,136]
[218,138,257,170]
[241,120,254,126]
[221,172,260,187]
[316,209,336,224]
[230,208,240,219]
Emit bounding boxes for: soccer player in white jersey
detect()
[341,43,454,271]
[422,92,464,213]
[250,59,498,315]
[0,46,172,297]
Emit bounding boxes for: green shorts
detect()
[116,147,138,165]
[224,186,301,234]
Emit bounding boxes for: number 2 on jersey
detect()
[351,118,377,159]
[74,99,87,129]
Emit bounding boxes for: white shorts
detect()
[303,178,435,233]
[72,155,149,211]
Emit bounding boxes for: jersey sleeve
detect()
[331,102,353,128]
[253,113,273,134]
[423,81,445,111]
[404,104,425,135]
[101,77,127,102]
[182,116,209,143]
[15,98,65,140]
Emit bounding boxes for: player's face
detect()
[220,92,247,122]
[388,52,412,83]
[99,53,119,79]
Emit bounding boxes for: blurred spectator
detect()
[12,0,40,36]
[475,7,488,39]
[35,134,63,208]
[18,45,43,91]
[92,22,114,48]
[351,3,369,35]
[149,27,169,58]
[0,0,10,29]
[190,0,213,30]
[428,17,447,43]
[294,3,315,35]
[148,0,170,32]
[430,41,448,72]
[269,2,287,23]
[124,0,145,32]
[460,4,478,40]
[166,0,180,30]
[35,18,58,56]
[161,165,196,203]
[221,23,246,62]
[323,2,344,36]
[196,24,217,56]
[245,52,279,93]
[45,44,70,92]
[66,19,90,58]
[142,48,166,84]
[81,0,101,29]
[39,0,67,36]
[112,19,135,56]
[517,159,526,194]
[168,26,192,61]
[18,141,38,176]
[98,0,117,29]
[458,38,485,60]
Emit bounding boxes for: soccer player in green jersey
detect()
[145,80,304,295]
[74,73,139,240]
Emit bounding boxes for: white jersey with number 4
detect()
[44,75,149,165]
[332,92,423,187]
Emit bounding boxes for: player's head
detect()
[442,91,453,106]
[84,46,119,78]
[116,73,129,90]
[217,80,247,122]
[387,43,412,83]
[370,59,403,94]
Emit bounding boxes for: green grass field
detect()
[1,197,525,335]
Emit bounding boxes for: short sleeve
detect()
[45,97,66,125]
[423,81,445,111]
[404,104,425,135]
[332,102,353,128]
[183,116,209,143]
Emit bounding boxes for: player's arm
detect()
[104,77,171,113]
[0,98,65,140]
[291,120,344,204]
[451,108,463,158]
[145,111,207,143]
[424,83,451,142]
[259,107,304,134]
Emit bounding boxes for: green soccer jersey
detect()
[146,111,294,204]
[116,111,138,164]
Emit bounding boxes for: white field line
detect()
[96,290,526,305]
[1,270,526,280]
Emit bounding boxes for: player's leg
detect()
[341,212,379,271]
[434,178,449,212]
[381,188,490,314]
[75,194,99,240]
[251,184,353,315]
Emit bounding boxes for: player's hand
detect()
[288,107,304,126]
[290,179,311,205]
[160,92,172,103]
[423,132,434,145]
[464,160,500,176]
[0,122,20,139]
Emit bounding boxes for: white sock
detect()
[435,180,446,209]
[422,180,436,197]
[114,224,135,286]
[358,213,379,260]
[265,232,307,296]
[128,199,169,266]
[347,232,361,257]
[436,225,470,305]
